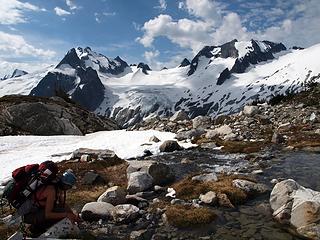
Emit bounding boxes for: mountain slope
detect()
[0,40,319,127]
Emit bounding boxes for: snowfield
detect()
[0,130,194,184]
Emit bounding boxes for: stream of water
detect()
[146,149,320,240]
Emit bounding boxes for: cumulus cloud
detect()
[0,0,45,25]
[0,31,56,59]
[138,0,320,58]
[54,7,71,16]
[66,0,79,10]
[137,14,213,53]
[144,50,160,63]
[154,0,167,11]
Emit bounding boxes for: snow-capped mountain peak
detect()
[0,40,319,128]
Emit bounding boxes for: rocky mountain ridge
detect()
[0,39,319,128]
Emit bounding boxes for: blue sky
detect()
[0,0,320,74]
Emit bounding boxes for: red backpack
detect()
[3,161,59,210]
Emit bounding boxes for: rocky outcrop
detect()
[97,186,127,205]
[0,95,119,136]
[270,179,320,239]
[137,62,151,74]
[30,67,105,111]
[179,58,191,67]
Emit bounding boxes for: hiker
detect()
[23,169,82,234]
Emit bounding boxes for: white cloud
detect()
[54,7,71,16]
[138,0,320,56]
[0,0,45,25]
[137,14,213,53]
[0,31,56,59]
[154,0,167,11]
[66,0,78,10]
[94,12,116,23]
[0,61,52,78]
[144,50,160,63]
[103,12,116,17]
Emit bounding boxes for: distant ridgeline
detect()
[0,39,319,127]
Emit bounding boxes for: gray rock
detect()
[81,202,115,222]
[159,140,183,152]
[149,135,160,143]
[170,110,189,122]
[127,172,154,194]
[232,179,269,195]
[82,171,105,185]
[199,191,217,205]
[39,218,80,238]
[72,148,123,165]
[192,172,218,182]
[112,204,140,223]
[148,163,175,185]
[0,95,118,136]
[175,129,205,141]
[97,186,127,205]
[243,105,259,116]
[192,115,211,129]
[270,179,320,239]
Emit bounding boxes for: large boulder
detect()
[71,148,124,166]
[97,186,127,205]
[192,116,211,129]
[170,110,189,122]
[127,161,174,186]
[112,204,140,223]
[0,95,119,136]
[148,163,175,185]
[270,179,320,239]
[159,140,183,152]
[127,172,153,194]
[81,202,115,222]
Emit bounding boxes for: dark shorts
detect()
[23,206,66,230]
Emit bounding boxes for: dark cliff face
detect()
[179,58,191,67]
[56,48,85,69]
[30,67,105,111]
[188,39,239,76]
[187,39,286,85]
[137,62,152,74]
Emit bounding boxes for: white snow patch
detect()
[0,130,195,184]
[235,41,252,58]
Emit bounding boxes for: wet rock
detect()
[112,204,140,223]
[127,172,154,194]
[81,202,115,222]
[192,116,211,129]
[270,179,320,239]
[82,171,105,185]
[192,172,218,182]
[159,140,183,152]
[97,186,127,205]
[243,105,259,116]
[170,110,189,122]
[149,136,160,143]
[232,179,269,195]
[199,191,217,205]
